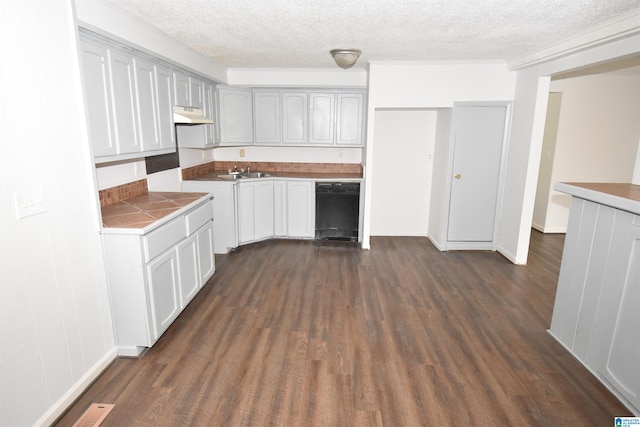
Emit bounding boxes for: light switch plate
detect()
[14,188,46,219]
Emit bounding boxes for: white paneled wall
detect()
[0,1,116,425]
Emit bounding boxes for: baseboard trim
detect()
[497,244,520,265]
[35,347,118,427]
[532,222,567,234]
[427,235,446,251]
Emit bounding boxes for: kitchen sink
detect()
[242,172,271,178]
[217,173,243,180]
[217,172,271,180]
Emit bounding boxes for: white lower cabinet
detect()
[273,180,288,237]
[238,180,274,244]
[184,179,315,252]
[196,222,216,282]
[282,180,315,238]
[182,181,238,253]
[176,232,200,309]
[147,247,181,340]
[103,197,214,356]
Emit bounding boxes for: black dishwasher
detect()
[315,182,360,241]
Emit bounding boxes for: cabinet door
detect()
[287,181,315,238]
[133,57,160,152]
[309,92,335,144]
[108,49,140,154]
[336,92,363,145]
[155,64,176,150]
[282,92,308,144]
[183,181,238,253]
[273,180,288,237]
[189,76,204,109]
[196,222,215,284]
[176,233,200,309]
[218,86,253,144]
[238,181,274,244]
[238,182,256,244]
[203,82,216,147]
[254,91,281,144]
[80,40,116,157]
[173,71,190,106]
[254,180,274,240]
[146,249,180,340]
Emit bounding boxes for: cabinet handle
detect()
[454,173,462,179]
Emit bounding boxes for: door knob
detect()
[454,173,461,179]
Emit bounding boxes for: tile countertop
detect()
[187,171,364,182]
[101,191,211,234]
[554,182,640,215]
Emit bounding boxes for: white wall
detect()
[0,1,116,425]
[427,109,453,249]
[634,137,640,184]
[362,61,516,249]
[532,92,563,232]
[535,74,640,233]
[501,28,640,264]
[212,146,362,164]
[370,110,436,236]
[227,68,367,88]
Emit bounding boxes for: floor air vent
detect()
[72,403,115,427]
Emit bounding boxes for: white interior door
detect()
[447,105,507,243]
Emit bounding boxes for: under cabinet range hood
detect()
[173,106,213,124]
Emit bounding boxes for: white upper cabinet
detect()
[79,39,115,157]
[282,92,308,144]
[203,81,216,147]
[220,86,365,146]
[107,48,140,155]
[218,86,253,145]
[189,77,204,109]
[133,57,160,152]
[176,80,217,149]
[173,71,190,106]
[80,33,178,163]
[309,92,336,144]
[336,92,364,145]
[173,71,204,109]
[154,64,177,151]
[253,90,282,144]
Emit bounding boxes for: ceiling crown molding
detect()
[508,9,640,70]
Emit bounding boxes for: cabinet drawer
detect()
[143,216,187,262]
[186,199,214,236]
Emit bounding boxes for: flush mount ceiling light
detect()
[330,49,362,69]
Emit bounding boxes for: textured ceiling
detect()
[104,0,640,69]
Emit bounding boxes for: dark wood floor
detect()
[55,232,631,426]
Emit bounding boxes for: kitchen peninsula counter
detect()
[554,182,640,214]
[101,191,210,233]
[550,182,640,415]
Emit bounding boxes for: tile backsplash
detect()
[99,179,147,207]
[181,161,362,180]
